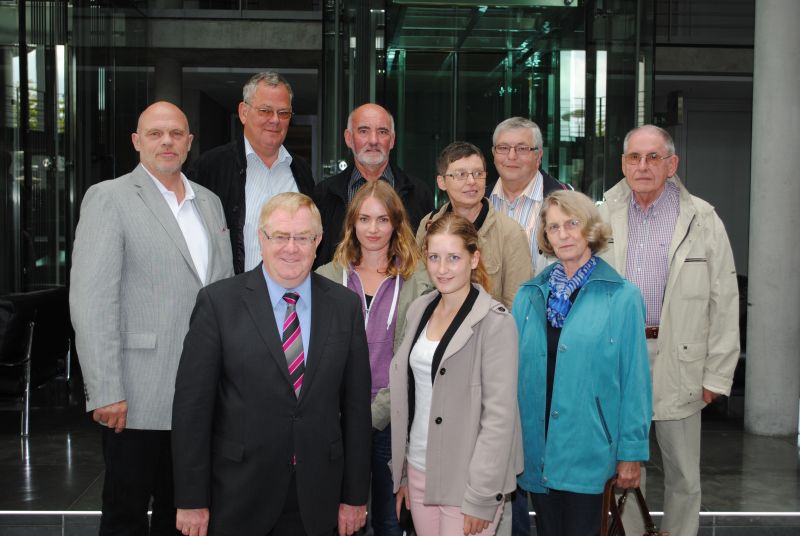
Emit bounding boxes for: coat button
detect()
[496,493,503,501]
[558,344,567,352]
[440,368,446,375]
[551,410,559,419]
[435,417,442,424]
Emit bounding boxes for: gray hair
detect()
[258,192,322,235]
[492,117,544,150]
[346,104,395,133]
[242,71,293,103]
[623,124,676,155]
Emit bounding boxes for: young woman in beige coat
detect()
[390,213,523,536]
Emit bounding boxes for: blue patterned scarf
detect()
[546,255,598,328]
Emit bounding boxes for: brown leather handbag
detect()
[600,478,669,536]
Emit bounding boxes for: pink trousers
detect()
[406,463,503,536]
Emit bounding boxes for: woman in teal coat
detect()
[512,190,652,536]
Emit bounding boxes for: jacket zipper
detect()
[595,397,613,445]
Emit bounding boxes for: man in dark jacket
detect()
[189,71,315,274]
[489,117,571,276]
[488,116,570,536]
[313,103,433,266]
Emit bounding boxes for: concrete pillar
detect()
[154,57,182,106]
[744,0,800,436]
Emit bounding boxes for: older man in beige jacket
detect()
[599,125,739,536]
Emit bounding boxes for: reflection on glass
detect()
[56,45,65,134]
[378,1,647,199]
[559,50,585,142]
[596,51,607,138]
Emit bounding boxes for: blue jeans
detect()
[371,425,403,536]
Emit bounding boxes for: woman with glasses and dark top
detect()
[315,180,431,536]
[416,142,533,309]
[390,213,522,536]
[512,190,652,535]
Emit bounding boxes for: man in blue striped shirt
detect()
[489,117,571,276]
[189,72,316,273]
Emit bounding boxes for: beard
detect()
[353,147,388,167]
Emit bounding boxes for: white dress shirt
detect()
[145,168,209,284]
[243,138,298,271]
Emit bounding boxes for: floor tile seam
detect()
[65,472,104,511]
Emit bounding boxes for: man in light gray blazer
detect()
[70,101,233,535]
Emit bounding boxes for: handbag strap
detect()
[600,478,625,535]
[632,487,662,535]
[618,488,662,536]
[601,477,666,536]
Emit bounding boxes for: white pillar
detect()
[744,0,800,436]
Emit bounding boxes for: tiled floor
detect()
[1,392,799,535]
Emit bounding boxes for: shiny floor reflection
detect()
[1,398,799,535]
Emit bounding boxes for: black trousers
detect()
[530,489,603,536]
[267,471,307,536]
[99,428,181,536]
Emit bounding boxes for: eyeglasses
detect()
[262,232,317,247]
[493,144,538,155]
[444,170,488,182]
[545,218,581,235]
[245,103,293,121]
[623,152,673,166]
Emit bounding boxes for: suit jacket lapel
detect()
[193,188,218,284]
[132,164,202,284]
[439,289,493,365]
[242,268,293,386]
[299,274,331,403]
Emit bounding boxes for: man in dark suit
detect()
[189,72,316,274]
[172,192,372,536]
[313,103,433,266]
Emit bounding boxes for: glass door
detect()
[377,0,652,199]
[18,0,71,291]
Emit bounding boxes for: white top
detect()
[407,324,439,472]
[242,137,298,271]
[145,168,209,284]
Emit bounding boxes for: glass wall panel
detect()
[386,50,452,204]
[382,3,588,195]
[3,0,326,292]
[26,42,71,290]
[361,0,652,201]
[0,0,72,293]
[0,1,21,293]
[455,51,507,185]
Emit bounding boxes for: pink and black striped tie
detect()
[281,292,305,397]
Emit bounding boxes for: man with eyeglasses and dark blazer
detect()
[488,117,570,536]
[489,117,571,278]
[189,71,316,274]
